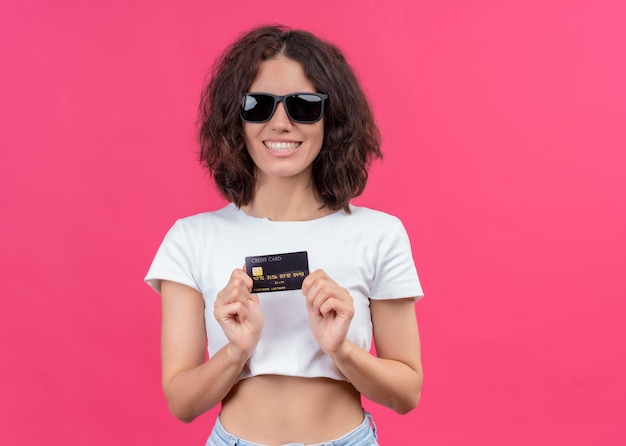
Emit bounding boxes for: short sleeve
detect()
[369,218,424,301]
[144,220,200,294]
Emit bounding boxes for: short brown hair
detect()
[198,25,382,212]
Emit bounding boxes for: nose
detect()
[269,101,293,131]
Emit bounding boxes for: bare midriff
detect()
[219,375,365,445]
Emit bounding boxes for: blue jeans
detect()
[205,411,379,446]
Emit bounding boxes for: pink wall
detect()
[1,1,625,444]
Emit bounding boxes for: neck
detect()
[242,174,332,221]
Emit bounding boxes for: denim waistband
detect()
[208,411,378,446]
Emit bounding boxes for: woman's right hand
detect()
[214,268,264,360]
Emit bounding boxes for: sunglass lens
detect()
[241,94,275,122]
[286,94,323,123]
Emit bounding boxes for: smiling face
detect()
[243,56,324,185]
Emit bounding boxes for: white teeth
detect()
[264,141,300,151]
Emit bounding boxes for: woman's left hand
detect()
[301,269,354,355]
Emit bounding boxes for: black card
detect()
[245,251,309,293]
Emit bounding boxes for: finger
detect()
[217,270,252,304]
[214,301,248,322]
[309,281,338,310]
[224,286,252,312]
[308,274,333,299]
[318,297,339,317]
[303,272,328,299]
[319,297,354,319]
[304,280,323,310]
[232,268,253,290]
[248,292,260,304]
[302,269,327,294]
[216,284,244,307]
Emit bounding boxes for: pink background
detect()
[1,1,625,444]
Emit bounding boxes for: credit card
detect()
[245,251,309,293]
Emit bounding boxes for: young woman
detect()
[146,25,424,446]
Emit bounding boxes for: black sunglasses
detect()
[240,92,328,124]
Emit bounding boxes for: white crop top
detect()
[145,203,423,382]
